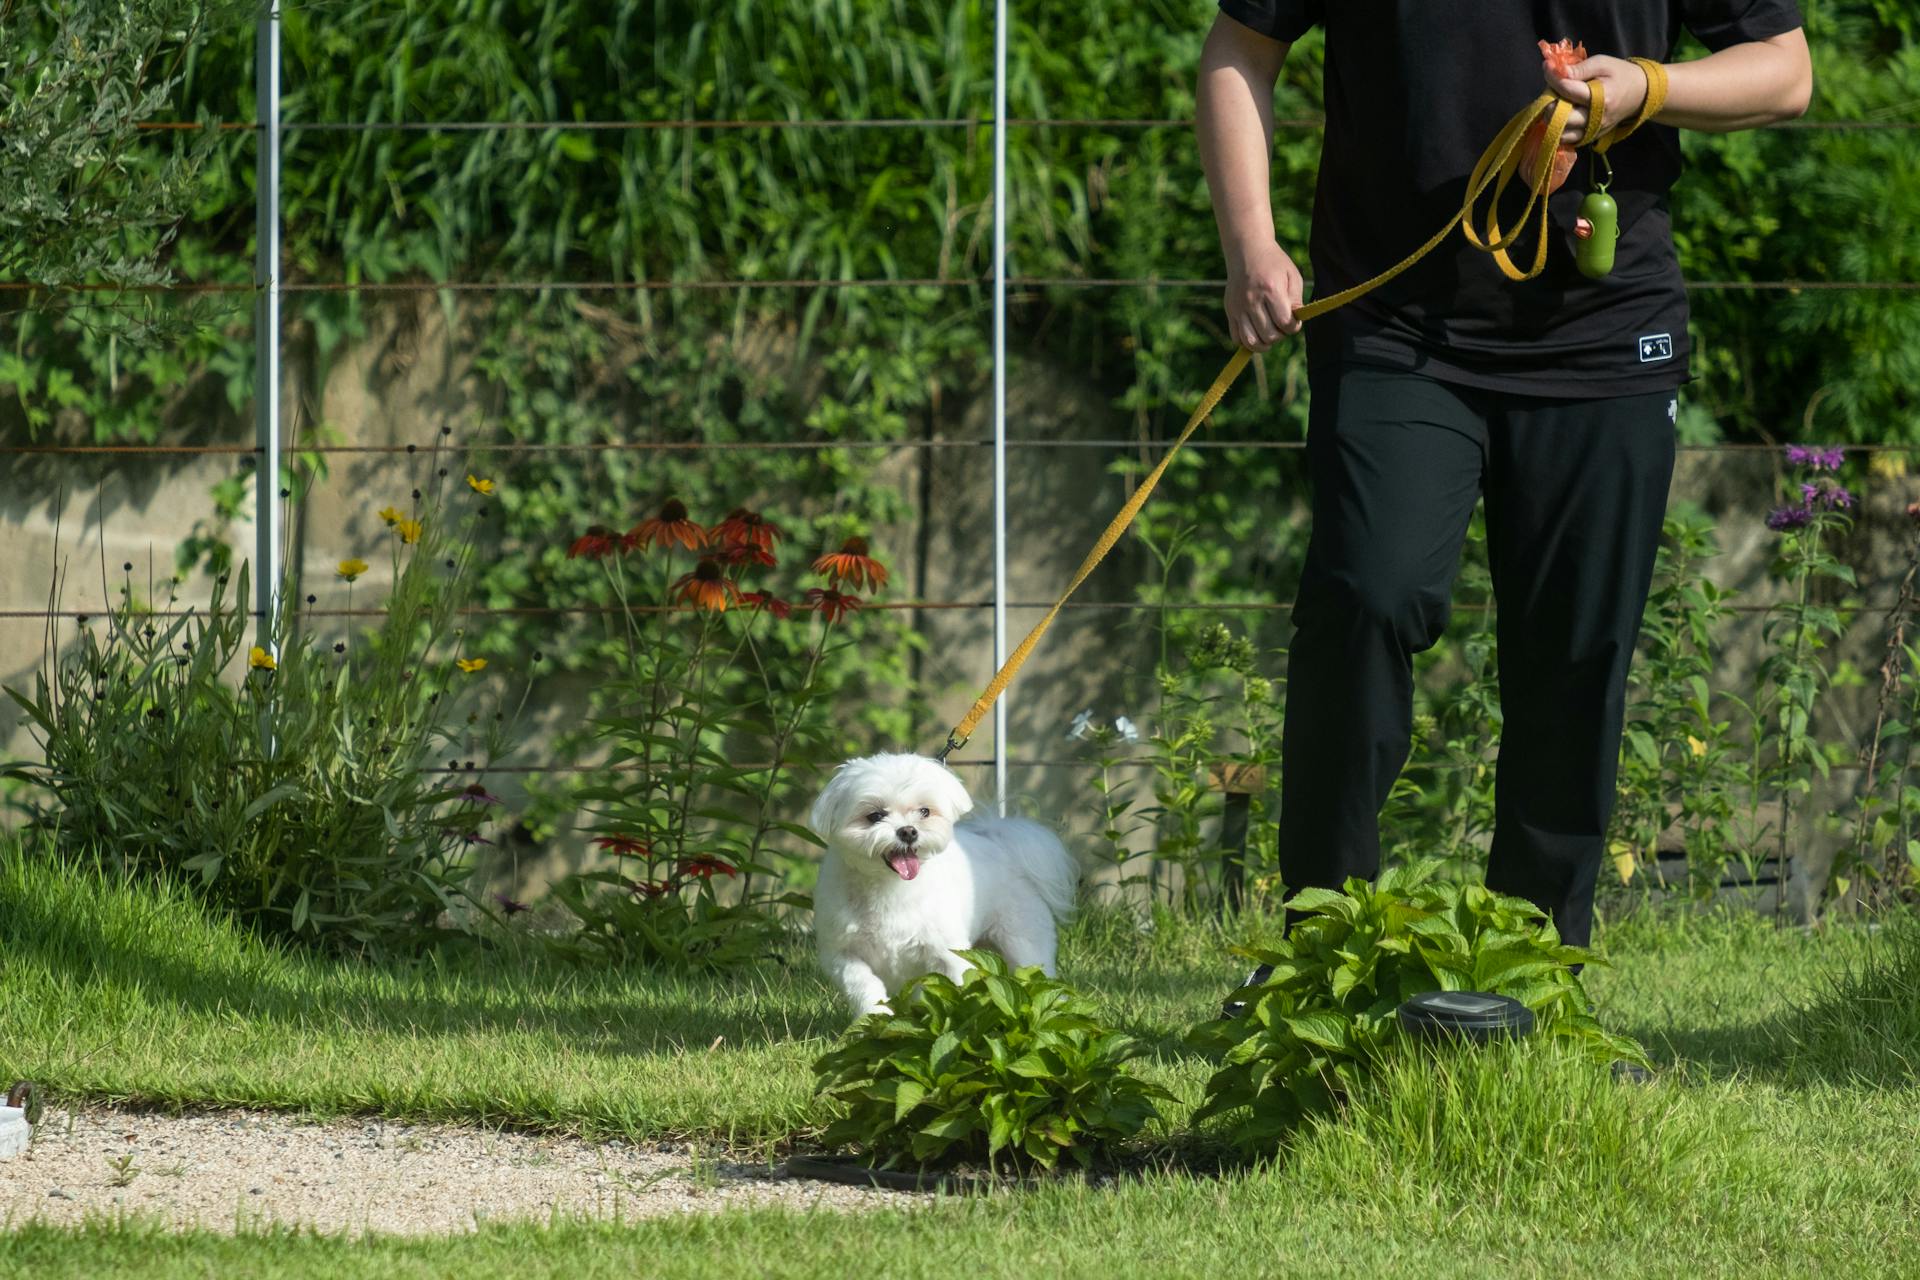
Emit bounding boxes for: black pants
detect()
[1279,364,1677,948]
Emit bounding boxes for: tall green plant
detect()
[3,481,515,951]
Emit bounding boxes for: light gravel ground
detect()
[1,1106,914,1236]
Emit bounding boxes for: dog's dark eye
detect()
[867,810,887,824]
[919,807,930,819]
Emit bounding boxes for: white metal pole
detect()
[254,4,282,653]
[990,0,1009,812]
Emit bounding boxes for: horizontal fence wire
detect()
[130,117,1920,132]
[6,277,1917,295]
[5,439,1920,457]
[425,754,1884,775]
[0,599,1899,620]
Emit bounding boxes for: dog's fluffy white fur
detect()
[809,752,1077,1018]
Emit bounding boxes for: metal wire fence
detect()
[6,14,1918,787]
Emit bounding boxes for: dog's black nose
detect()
[896,826,918,844]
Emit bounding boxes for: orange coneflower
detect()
[804,587,862,624]
[627,498,707,553]
[568,526,620,560]
[714,541,776,570]
[671,558,739,612]
[676,855,738,880]
[812,536,888,592]
[739,591,793,620]
[713,507,782,551]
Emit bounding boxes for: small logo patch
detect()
[1638,333,1674,363]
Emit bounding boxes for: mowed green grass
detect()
[4,836,1919,1278]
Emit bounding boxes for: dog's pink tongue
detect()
[885,850,922,881]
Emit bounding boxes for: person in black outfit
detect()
[1194,3,1812,967]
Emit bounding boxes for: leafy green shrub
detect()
[811,949,1172,1170]
[1190,862,1644,1150]
[4,486,513,952]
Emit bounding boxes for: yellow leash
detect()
[937,59,1669,761]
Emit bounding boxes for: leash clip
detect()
[934,732,968,763]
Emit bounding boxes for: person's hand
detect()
[1224,239,1305,352]
[1546,53,1651,145]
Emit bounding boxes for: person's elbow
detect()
[1767,30,1814,121]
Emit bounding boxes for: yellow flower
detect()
[395,518,423,545]
[455,657,487,673]
[467,474,494,496]
[1687,736,1707,758]
[337,557,369,582]
[1870,452,1907,480]
[248,646,277,671]
[378,505,403,526]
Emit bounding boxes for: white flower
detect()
[1114,715,1140,743]
[1066,709,1097,741]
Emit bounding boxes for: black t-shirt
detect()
[1215,0,1804,397]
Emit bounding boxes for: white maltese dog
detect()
[809,752,1078,1019]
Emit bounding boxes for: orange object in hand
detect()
[1518,38,1586,195]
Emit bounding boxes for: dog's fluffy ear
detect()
[808,762,853,839]
[928,759,975,821]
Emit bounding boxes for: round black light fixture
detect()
[1397,990,1534,1044]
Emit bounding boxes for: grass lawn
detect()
[4,837,1918,1278]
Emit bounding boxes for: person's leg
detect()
[1278,365,1489,900]
[1481,388,1676,948]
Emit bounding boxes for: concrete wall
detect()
[4,298,1910,915]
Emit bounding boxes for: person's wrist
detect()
[1222,233,1278,274]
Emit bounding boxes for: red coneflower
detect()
[460,783,503,806]
[714,542,777,570]
[804,587,863,623]
[713,507,782,551]
[593,834,652,856]
[672,559,740,612]
[624,877,673,899]
[627,498,707,553]
[812,536,889,592]
[677,855,739,880]
[568,526,620,560]
[739,591,794,620]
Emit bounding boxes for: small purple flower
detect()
[491,892,528,917]
[1785,444,1846,472]
[459,783,503,806]
[1766,506,1813,532]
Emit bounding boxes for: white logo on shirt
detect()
[1638,333,1674,363]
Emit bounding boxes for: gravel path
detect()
[1,1106,915,1236]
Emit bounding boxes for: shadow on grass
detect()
[1612,925,1920,1091]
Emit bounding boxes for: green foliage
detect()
[811,949,1172,1170]
[2,498,512,952]
[1609,511,1751,891]
[0,0,248,343]
[1189,861,1643,1151]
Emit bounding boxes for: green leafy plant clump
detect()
[1190,861,1645,1151]
[3,485,515,953]
[811,950,1173,1171]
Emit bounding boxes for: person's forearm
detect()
[1656,32,1812,131]
[1196,21,1287,269]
